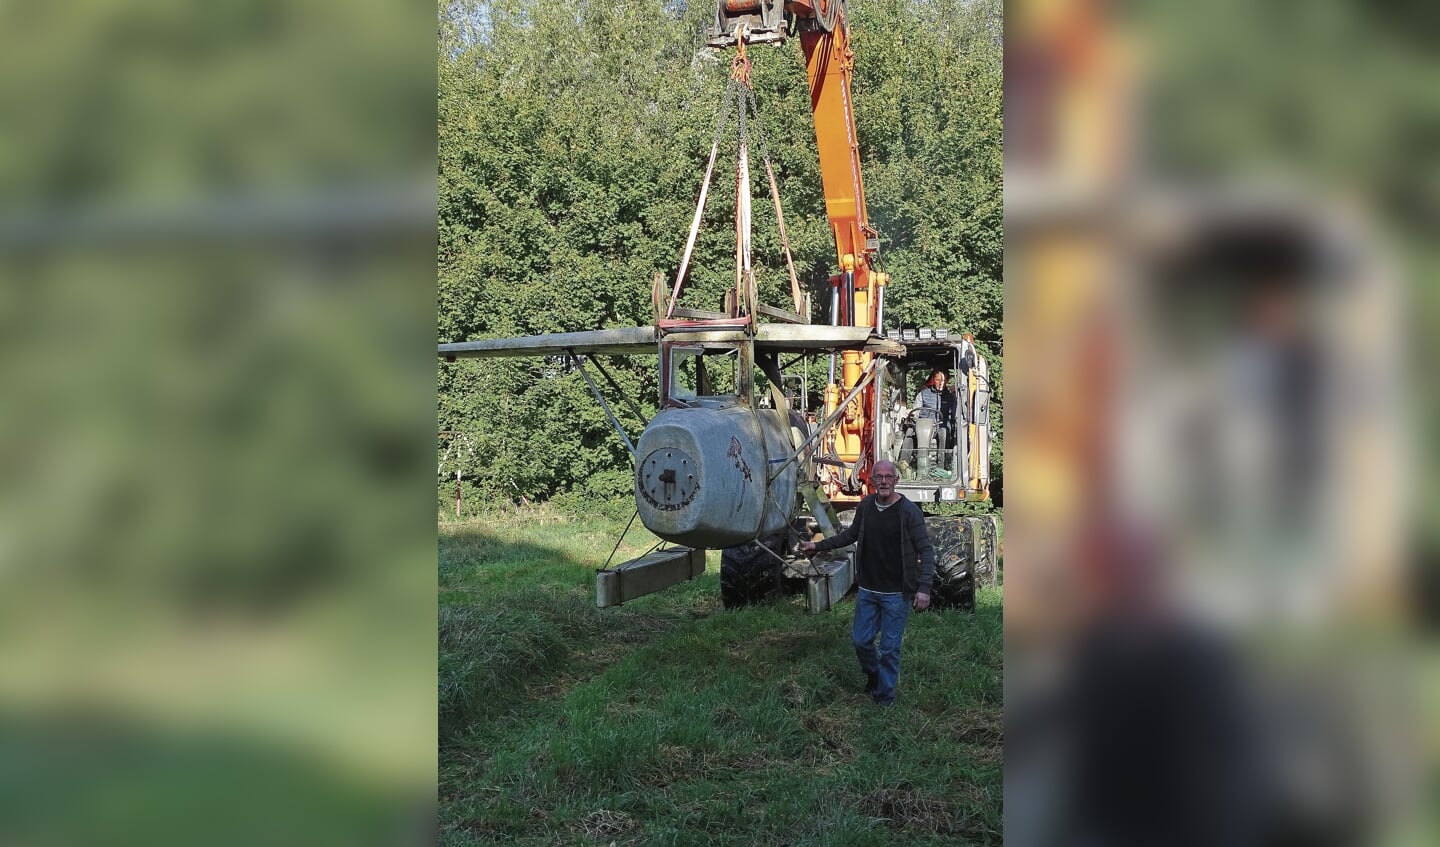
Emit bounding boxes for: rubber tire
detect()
[971,517,999,589]
[932,559,976,612]
[720,537,782,609]
[925,516,976,612]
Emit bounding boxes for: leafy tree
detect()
[438,0,1002,506]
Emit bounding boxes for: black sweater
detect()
[812,495,937,600]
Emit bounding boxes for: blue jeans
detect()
[852,588,911,704]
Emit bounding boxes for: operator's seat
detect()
[911,414,950,477]
[904,393,968,480]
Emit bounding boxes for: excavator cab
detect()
[902,367,963,478]
[874,329,991,502]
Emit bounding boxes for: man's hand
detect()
[797,540,817,556]
[913,592,931,611]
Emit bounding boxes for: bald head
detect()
[871,460,900,503]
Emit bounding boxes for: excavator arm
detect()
[708,1,990,507]
[798,4,879,298]
[711,1,881,333]
[710,0,887,500]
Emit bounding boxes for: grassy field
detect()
[439,503,1002,846]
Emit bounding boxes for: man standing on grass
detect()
[799,460,935,706]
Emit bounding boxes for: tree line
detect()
[438,0,1002,507]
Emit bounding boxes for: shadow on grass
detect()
[0,708,421,847]
[439,523,716,745]
[440,519,1006,743]
[440,520,1005,845]
[446,586,1005,845]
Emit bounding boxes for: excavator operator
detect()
[912,370,956,423]
[909,369,960,474]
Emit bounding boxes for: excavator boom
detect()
[799,16,876,286]
[709,0,989,507]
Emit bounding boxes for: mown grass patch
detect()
[439,503,1002,845]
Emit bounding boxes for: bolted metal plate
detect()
[637,448,699,513]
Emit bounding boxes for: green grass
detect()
[439,503,1002,845]
[0,710,405,847]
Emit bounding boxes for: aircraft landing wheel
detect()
[925,516,976,612]
[720,537,783,609]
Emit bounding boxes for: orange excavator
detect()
[712,1,990,509]
[707,1,997,606]
[442,1,996,611]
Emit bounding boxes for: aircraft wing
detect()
[439,327,656,359]
[752,324,902,355]
[439,324,900,360]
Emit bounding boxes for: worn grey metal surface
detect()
[595,546,706,608]
[752,324,901,355]
[802,552,854,614]
[440,327,657,359]
[438,324,900,360]
[634,406,798,549]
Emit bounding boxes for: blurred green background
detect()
[1003,0,1437,844]
[0,2,436,845]
[0,0,1434,844]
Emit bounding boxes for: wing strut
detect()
[767,356,880,484]
[587,354,649,426]
[758,353,842,538]
[568,351,637,462]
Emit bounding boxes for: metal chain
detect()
[744,85,804,314]
[730,24,752,85]
[668,81,738,315]
[673,35,802,319]
[743,87,769,166]
[710,79,735,156]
